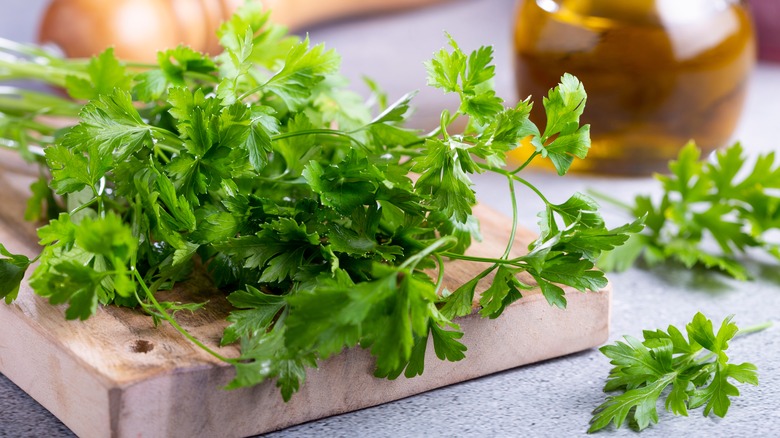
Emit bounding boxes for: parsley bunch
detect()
[0,4,637,399]
[598,142,780,280]
[590,313,764,432]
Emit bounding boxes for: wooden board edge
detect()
[113,286,611,437]
[0,302,113,438]
[1,281,610,438]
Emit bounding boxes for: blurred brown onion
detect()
[38,0,243,62]
[37,0,444,62]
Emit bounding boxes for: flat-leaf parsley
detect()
[0,5,638,399]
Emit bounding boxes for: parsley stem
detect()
[515,176,550,205]
[442,251,531,267]
[0,88,81,117]
[735,321,773,337]
[401,127,442,149]
[154,146,171,164]
[511,151,539,175]
[124,62,157,69]
[271,129,364,148]
[0,138,45,158]
[441,252,516,265]
[425,125,443,139]
[439,110,453,141]
[0,114,58,136]
[587,189,633,211]
[502,175,519,260]
[0,60,79,87]
[385,146,424,158]
[69,197,98,216]
[237,82,268,101]
[691,321,772,365]
[151,128,184,152]
[0,37,61,59]
[132,269,234,364]
[479,164,552,205]
[400,235,457,271]
[184,71,219,84]
[433,254,446,296]
[473,264,498,285]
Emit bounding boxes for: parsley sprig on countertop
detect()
[590,313,770,432]
[598,142,780,280]
[0,4,638,399]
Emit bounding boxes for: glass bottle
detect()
[512,0,756,175]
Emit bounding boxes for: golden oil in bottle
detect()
[512,0,756,174]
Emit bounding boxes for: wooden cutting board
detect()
[0,151,611,438]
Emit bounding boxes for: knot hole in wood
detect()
[130,339,155,354]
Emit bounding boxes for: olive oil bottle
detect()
[513,0,756,174]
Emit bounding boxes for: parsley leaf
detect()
[413,138,478,223]
[45,143,110,195]
[30,213,137,319]
[599,142,780,279]
[426,34,502,124]
[260,37,340,110]
[537,74,590,175]
[0,244,31,303]
[134,46,216,101]
[589,313,762,432]
[0,25,637,402]
[65,48,131,100]
[62,89,160,163]
[222,285,286,345]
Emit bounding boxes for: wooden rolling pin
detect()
[38,0,447,62]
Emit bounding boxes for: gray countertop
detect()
[2,1,779,437]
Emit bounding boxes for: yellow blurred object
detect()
[511,0,755,175]
[38,0,446,63]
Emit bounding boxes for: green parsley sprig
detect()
[590,313,768,432]
[0,4,638,400]
[597,142,780,280]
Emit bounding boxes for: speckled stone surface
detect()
[2,1,779,437]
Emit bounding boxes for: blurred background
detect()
[2,0,780,223]
[0,0,500,130]
[2,0,778,176]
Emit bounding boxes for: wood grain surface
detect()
[0,150,611,438]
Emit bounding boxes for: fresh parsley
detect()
[0,4,638,400]
[598,142,780,280]
[590,313,767,432]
